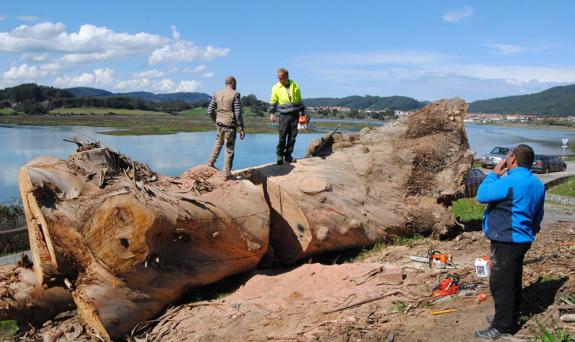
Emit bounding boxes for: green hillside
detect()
[469,84,575,116]
[304,95,425,111]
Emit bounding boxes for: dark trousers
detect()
[490,240,531,333]
[276,112,299,159]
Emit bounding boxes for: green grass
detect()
[390,301,408,314]
[179,107,262,117]
[452,198,485,223]
[179,107,208,116]
[548,176,575,197]
[0,108,15,115]
[535,319,574,342]
[0,320,18,339]
[352,234,425,262]
[538,274,561,284]
[50,107,171,116]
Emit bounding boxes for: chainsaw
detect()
[431,273,461,297]
[431,273,478,298]
[409,249,456,269]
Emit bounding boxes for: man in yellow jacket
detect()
[269,68,305,165]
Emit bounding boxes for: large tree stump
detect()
[12,98,472,339]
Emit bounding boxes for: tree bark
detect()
[12,98,472,339]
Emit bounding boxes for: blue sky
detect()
[1,1,574,101]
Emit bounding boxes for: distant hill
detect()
[67,87,211,104]
[304,95,426,111]
[469,84,575,116]
[66,87,113,97]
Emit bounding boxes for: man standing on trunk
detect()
[207,76,245,179]
[269,68,305,165]
[475,144,545,339]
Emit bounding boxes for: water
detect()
[0,123,573,202]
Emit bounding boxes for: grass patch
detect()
[548,176,575,197]
[0,201,24,231]
[452,198,485,223]
[393,235,424,247]
[390,301,408,314]
[535,319,573,342]
[351,234,424,262]
[50,107,171,116]
[538,274,561,284]
[0,108,15,115]
[0,320,18,339]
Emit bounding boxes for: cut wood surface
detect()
[6,98,473,339]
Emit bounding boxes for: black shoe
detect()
[487,315,520,330]
[474,327,506,340]
[284,155,296,163]
[276,158,284,165]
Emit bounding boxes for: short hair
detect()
[512,144,534,168]
[277,68,289,76]
[225,76,236,85]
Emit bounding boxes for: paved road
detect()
[480,161,575,185]
[0,250,30,265]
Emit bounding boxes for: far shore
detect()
[0,112,372,136]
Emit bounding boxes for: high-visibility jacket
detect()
[269,80,305,114]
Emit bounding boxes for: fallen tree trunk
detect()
[11,98,472,339]
[245,98,473,263]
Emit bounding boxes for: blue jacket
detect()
[476,167,545,243]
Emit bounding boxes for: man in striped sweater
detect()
[207,76,245,179]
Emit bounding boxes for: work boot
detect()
[284,155,296,163]
[474,327,507,340]
[276,156,284,165]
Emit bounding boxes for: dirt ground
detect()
[18,203,575,341]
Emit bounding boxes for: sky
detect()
[0,1,574,102]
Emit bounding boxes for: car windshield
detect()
[490,147,509,155]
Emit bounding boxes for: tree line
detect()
[0,83,271,115]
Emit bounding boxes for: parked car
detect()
[463,168,486,197]
[481,146,511,169]
[531,155,567,174]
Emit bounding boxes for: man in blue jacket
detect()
[475,144,545,339]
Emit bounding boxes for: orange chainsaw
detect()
[409,249,456,269]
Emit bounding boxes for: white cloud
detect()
[17,16,38,22]
[21,53,49,62]
[297,51,449,66]
[442,6,474,23]
[0,22,167,54]
[149,26,229,64]
[133,69,165,78]
[53,68,114,87]
[294,50,575,101]
[184,65,206,73]
[484,42,558,55]
[3,64,49,80]
[114,78,202,93]
[484,43,526,55]
[201,72,215,79]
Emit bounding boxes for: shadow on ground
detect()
[519,276,568,329]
